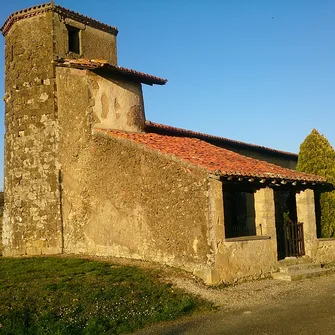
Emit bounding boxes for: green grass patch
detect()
[0,257,211,334]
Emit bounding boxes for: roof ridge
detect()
[1,2,118,36]
[145,121,298,158]
[94,128,326,184]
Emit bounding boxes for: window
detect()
[224,189,256,238]
[67,25,80,54]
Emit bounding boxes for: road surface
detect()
[134,272,335,335]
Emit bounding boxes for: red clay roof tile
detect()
[95,128,325,183]
[145,121,298,159]
[54,58,167,86]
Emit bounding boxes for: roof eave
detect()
[93,128,329,188]
[54,59,168,86]
[219,173,327,189]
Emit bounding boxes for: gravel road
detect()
[134,267,335,334]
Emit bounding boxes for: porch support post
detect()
[254,187,278,260]
[194,176,224,284]
[296,189,317,258]
[208,177,225,246]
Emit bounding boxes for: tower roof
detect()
[54,58,168,86]
[1,2,118,36]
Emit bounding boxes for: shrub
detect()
[296,129,335,237]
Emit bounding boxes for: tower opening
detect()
[67,25,80,54]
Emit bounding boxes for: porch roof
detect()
[95,128,326,185]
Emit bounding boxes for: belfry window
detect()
[67,25,80,54]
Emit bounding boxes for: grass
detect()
[0,257,211,334]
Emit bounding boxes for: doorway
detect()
[274,190,301,259]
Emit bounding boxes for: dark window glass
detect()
[67,26,80,54]
[224,190,256,238]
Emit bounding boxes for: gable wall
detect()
[226,146,297,169]
[191,141,297,169]
[56,67,212,272]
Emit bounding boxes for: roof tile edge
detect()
[1,2,118,36]
[54,58,168,86]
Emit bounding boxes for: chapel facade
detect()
[2,3,334,284]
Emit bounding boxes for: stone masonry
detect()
[1,3,118,256]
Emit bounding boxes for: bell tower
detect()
[1,2,118,255]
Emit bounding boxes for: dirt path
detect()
[133,265,335,335]
[169,269,335,309]
[79,254,335,310]
[134,272,335,335]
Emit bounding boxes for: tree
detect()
[296,129,335,237]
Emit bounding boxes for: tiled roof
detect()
[55,58,167,86]
[1,2,118,36]
[95,128,325,184]
[145,121,298,159]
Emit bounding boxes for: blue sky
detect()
[1,0,335,189]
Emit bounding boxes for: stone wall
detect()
[316,239,335,263]
[227,146,297,170]
[53,13,117,64]
[213,187,278,283]
[216,238,276,282]
[296,189,318,258]
[90,72,145,132]
[56,67,212,273]
[2,7,120,256]
[2,12,62,256]
[0,192,4,255]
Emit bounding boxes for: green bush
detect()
[319,191,335,237]
[296,129,335,237]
